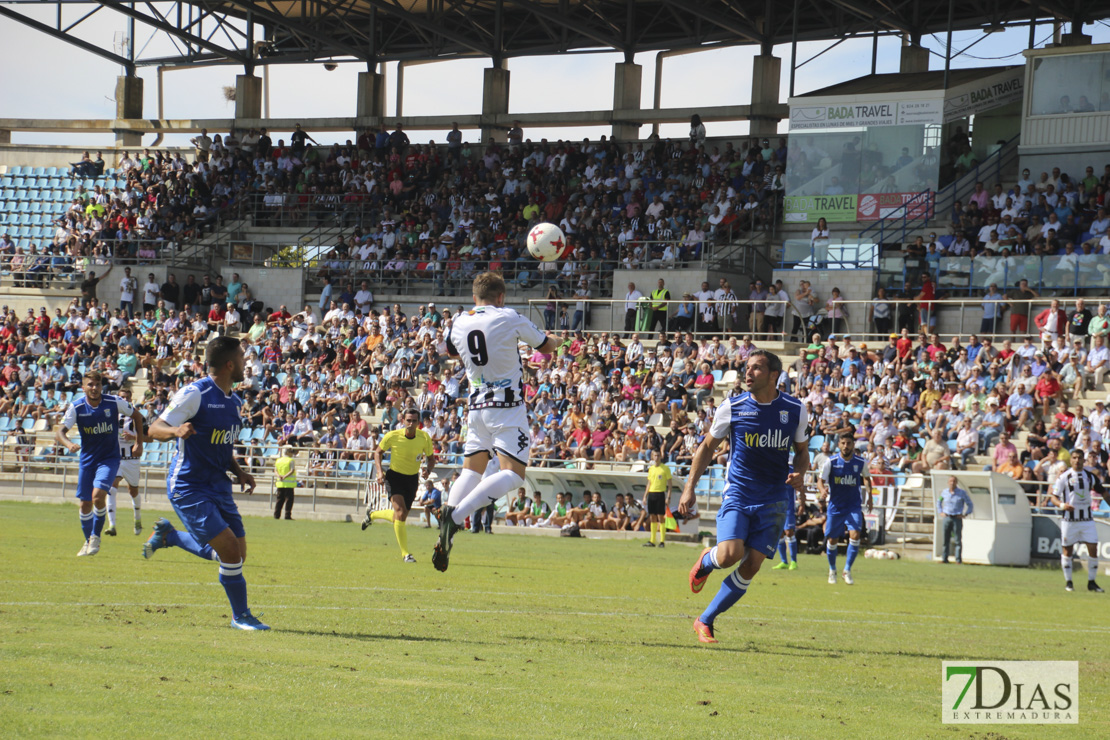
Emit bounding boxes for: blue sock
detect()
[827,542,838,571]
[846,538,860,571]
[776,538,788,563]
[699,569,751,626]
[218,561,249,620]
[80,511,94,540]
[787,536,798,563]
[92,507,107,537]
[166,528,217,561]
[697,546,720,577]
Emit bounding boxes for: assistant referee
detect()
[362,408,435,563]
[643,450,673,549]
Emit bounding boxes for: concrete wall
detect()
[771,268,878,338]
[219,266,305,315]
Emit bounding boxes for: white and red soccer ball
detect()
[526,222,570,262]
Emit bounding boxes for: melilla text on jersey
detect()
[81,421,114,436]
[833,474,859,486]
[477,377,512,389]
[741,428,793,450]
[210,425,241,445]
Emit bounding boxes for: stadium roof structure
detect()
[2,0,1110,70]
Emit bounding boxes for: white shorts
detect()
[463,405,530,465]
[115,458,140,488]
[1061,519,1098,547]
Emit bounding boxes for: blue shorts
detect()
[825,506,864,538]
[76,459,120,501]
[717,497,787,559]
[783,492,797,531]
[170,489,245,543]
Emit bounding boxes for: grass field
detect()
[1,500,1108,739]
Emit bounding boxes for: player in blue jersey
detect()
[141,336,268,631]
[816,431,872,585]
[771,489,800,571]
[55,371,144,557]
[679,350,809,644]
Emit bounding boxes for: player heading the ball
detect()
[432,272,560,572]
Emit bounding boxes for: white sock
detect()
[107,487,118,527]
[1062,553,1073,582]
[132,493,141,514]
[1089,557,1099,582]
[446,468,482,507]
[452,469,524,525]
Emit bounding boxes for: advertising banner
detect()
[783,194,858,223]
[789,99,943,130]
[944,68,1024,122]
[856,192,934,222]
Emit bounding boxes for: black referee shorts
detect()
[646,491,668,516]
[385,468,420,510]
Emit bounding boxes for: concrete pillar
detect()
[749,54,781,138]
[900,44,930,74]
[481,62,510,143]
[235,74,263,121]
[114,75,144,147]
[356,71,386,120]
[0,130,10,145]
[612,62,643,141]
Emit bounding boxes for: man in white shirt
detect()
[623,281,643,333]
[354,281,374,315]
[118,267,138,318]
[764,280,790,338]
[1085,335,1109,391]
[694,280,715,334]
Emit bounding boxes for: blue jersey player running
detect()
[680,350,809,644]
[141,336,269,631]
[816,432,872,586]
[55,371,144,557]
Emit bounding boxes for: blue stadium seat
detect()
[45,167,59,177]
[31,167,46,176]
[9,167,22,176]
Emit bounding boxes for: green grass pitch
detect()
[1,500,1108,739]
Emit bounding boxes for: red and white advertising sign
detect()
[856,192,933,222]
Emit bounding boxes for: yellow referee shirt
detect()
[647,463,672,493]
[379,429,434,476]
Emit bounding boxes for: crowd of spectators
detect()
[795,316,1110,510]
[5,124,786,299]
[898,164,1110,274]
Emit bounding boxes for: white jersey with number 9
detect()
[447,306,546,410]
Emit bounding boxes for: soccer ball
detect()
[526,222,568,262]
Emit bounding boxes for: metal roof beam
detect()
[360,0,491,56]
[218,0,371,60]
[0,4,133,69]
[95,1,250,64]
[663,0,765,45]
[824,0,914,34]
[511,0,623,50]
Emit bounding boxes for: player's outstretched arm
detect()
[54,423,78,454]
[230,457,256,494]
[679,435,723,517]
[862,471,873,513]
[787,441,810,491]
[148,418,195,441]
[129,408,145,459]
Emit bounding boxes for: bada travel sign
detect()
[789,99,944,130]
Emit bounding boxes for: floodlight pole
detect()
[788,0,799,97]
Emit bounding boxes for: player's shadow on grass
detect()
[283,628,471,644]
[781,642,991,661]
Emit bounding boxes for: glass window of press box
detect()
[785,125,941,199]
[1029,51,1110,115]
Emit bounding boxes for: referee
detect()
[643,450,673,548]
[362,408,435,563]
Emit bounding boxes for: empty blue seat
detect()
[9,167,23,176]
[31,167,46,176]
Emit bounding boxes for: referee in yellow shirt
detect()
[644,450,672,548]
[362,408,436,562]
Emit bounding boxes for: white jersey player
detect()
[433,271,557,571]
[106,391,143,536]
[1049,450,1110,592]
